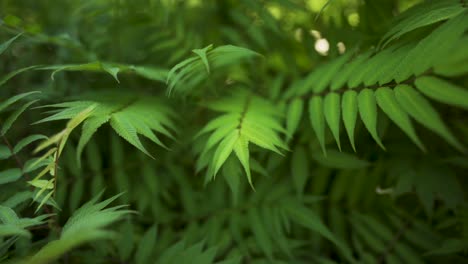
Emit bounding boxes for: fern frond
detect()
[196,90,287,186]
[36,92,177,165]
[379,0,465,48]
[285,10,467,152]
[0,205,50,239]
[0,91,40,113]
[166,45,261,95]
[37,62,169,83]
[17,192,131,264]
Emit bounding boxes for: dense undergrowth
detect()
[1,0,468,263]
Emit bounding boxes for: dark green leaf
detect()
[375,87,425,151]
[415,76,468,110]
[0,168,22,185]
[312,149,370,169]
[136,225,158,264]
[394,84,463,151]
[0,33,22,55]
[308,96,326,155]
[357,89,385,149]
[1,100,38,136]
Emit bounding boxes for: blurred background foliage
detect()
[1,0,468,263]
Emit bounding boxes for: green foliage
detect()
[0,0,467,263]
[15,192,130,264]
[195,90,287,186]
[35,93,177,164]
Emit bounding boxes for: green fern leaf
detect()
[212,130,239,178]
[197,92,286,184]
[202,123,239,155]
[312,150,370,169]
[394,10,468,83]
[0,66,38,88]
[157,240,186,264]
[291,145,309,195]
[0,205,49,239]
[342,90,358,152]
[33,101,93,124]
[38,95,176,162]
[167,45,260,95]
[284,200,355,262]
[375,87,425,151]
[221,157,242,204]
[101,63,120,83]
[192,44,213,73]
[0,91,40,113]
[324,93,341,150]
[394,84,463,151]
[380,0,464,48]
[331,49,373,91]
[350,47,394,88]
[157,240,233,264]
[358,89,385,150]
[296,68,322,95]
[415,76,468,110]
[233,135,252,186]
[0,206,19,224]
[248,207,274,259]
[308,96,327,155]
[286,98,303,138]
[0,168,22,185]
[11,135,46,156]
[76,115,110,166]
[136,224,157,264]
[314,52,352,93]
[42,62,102,80]
[110,113,153,158]
[39,62,168,84]
[351,215,386,253]
[1,100,37,136]
[132,66,168,82]
[241,122,283,154]
[22,193,130,264]
[0,33,22,56]
[0,145,11,160]
[433,36,468,76]
[374,44,413,86]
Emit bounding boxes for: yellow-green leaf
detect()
[192,44,213,74]
[233,135,252,186]
[212,130,239,177]
[28,179,54,190]
[66,104,96,131]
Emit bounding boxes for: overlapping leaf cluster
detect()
[285,7,468,154]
